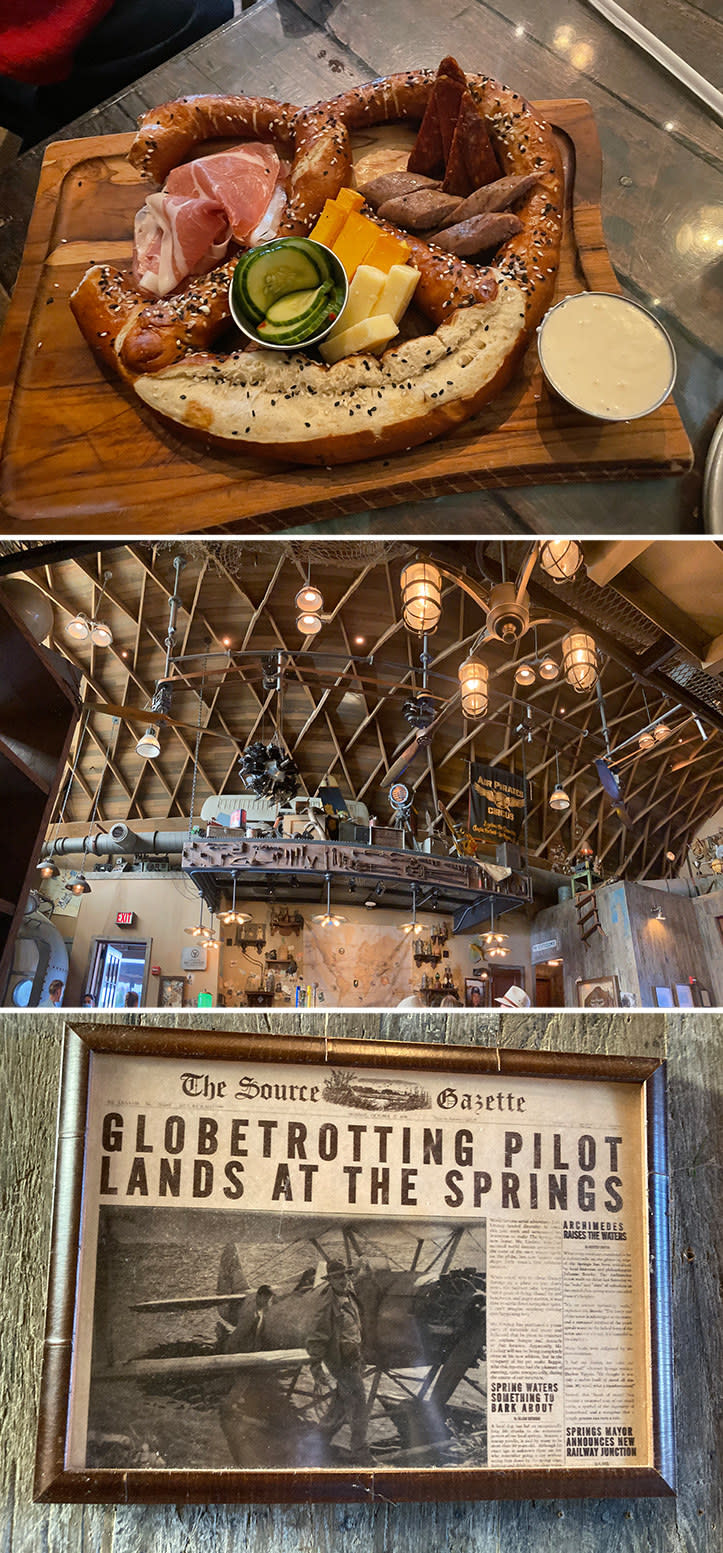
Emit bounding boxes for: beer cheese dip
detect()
[537,292,676,420]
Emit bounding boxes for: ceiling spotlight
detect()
[295,584,323,613]
[297,611,322,635]
[638,730,655,751]
[514,661,536,687]
[37,859,60,879]
[90,619,113,648]
[65,570,114,648]
[400,560,442,635]
[539,539,583,583]
[665,851,676,863]
[561,630,598,692]
[71,875,91,896]
[65,611,91,642]
[538,655,559,681]
[653,722,672,743]
[364,897,378,909]
[650,905,666,922]
[136,725,161,759]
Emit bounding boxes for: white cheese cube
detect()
[370,264,420,324]
[319,313,399,365]
[327,265,387,338]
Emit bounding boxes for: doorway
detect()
[489,966,526,1005]
[85,938,150,1009]
[534,963,565,1006]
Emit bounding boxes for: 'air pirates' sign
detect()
[470,762,528,850]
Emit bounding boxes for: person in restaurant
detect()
[494,985,531,1010]
[47,978,64,1005]
[0,0,233,149]
[306,1259,370,1461]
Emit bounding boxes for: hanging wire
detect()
[78,718,117,879]
[187,654,208,840]
[45,707,91,858]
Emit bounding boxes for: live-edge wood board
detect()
[0,101,693,535]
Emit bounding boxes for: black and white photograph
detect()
[84,1209,488,1472]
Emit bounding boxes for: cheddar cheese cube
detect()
[336,187,365,213]
[309,199,348,248]
[364,230,411,273]
[332,210,379,279]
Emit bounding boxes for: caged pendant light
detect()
[539,539,583,584]
[400,560,442,635]
[459,655,489,717]
[561,630,598,692]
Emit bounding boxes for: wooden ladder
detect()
[574,889,606,946]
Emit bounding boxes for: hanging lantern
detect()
[71,875,91,896]
[561,631,598,691]
[295,583,323,614]
[514,661,536,687]
[459,656,488,717]
[540,539,583,583]
[400,561,442,634]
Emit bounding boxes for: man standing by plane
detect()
[306,1259,370,1461]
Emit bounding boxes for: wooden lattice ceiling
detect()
[4,538,723,882]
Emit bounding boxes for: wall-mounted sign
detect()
[115,911,136,928]
[181,944,208,972]
[531,938,561,964]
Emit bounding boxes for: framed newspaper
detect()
[35,1025,674,1504]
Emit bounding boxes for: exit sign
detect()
[116,911,136,927]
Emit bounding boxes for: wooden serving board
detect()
[0,100,693,535]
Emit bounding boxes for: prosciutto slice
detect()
[134,143,286,298]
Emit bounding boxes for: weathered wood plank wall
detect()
[1,1009,720,1551]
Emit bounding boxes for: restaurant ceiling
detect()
[2,538,722,883]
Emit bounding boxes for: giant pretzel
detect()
[70,68,563,465]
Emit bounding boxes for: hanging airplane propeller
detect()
[92,702,235,743]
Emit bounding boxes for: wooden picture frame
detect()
[35,1025,674,1505]
[157,975,186,1009]
[575,975,621,1009]
[654,987,675,1009]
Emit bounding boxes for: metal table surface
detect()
[0,0,720,536]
